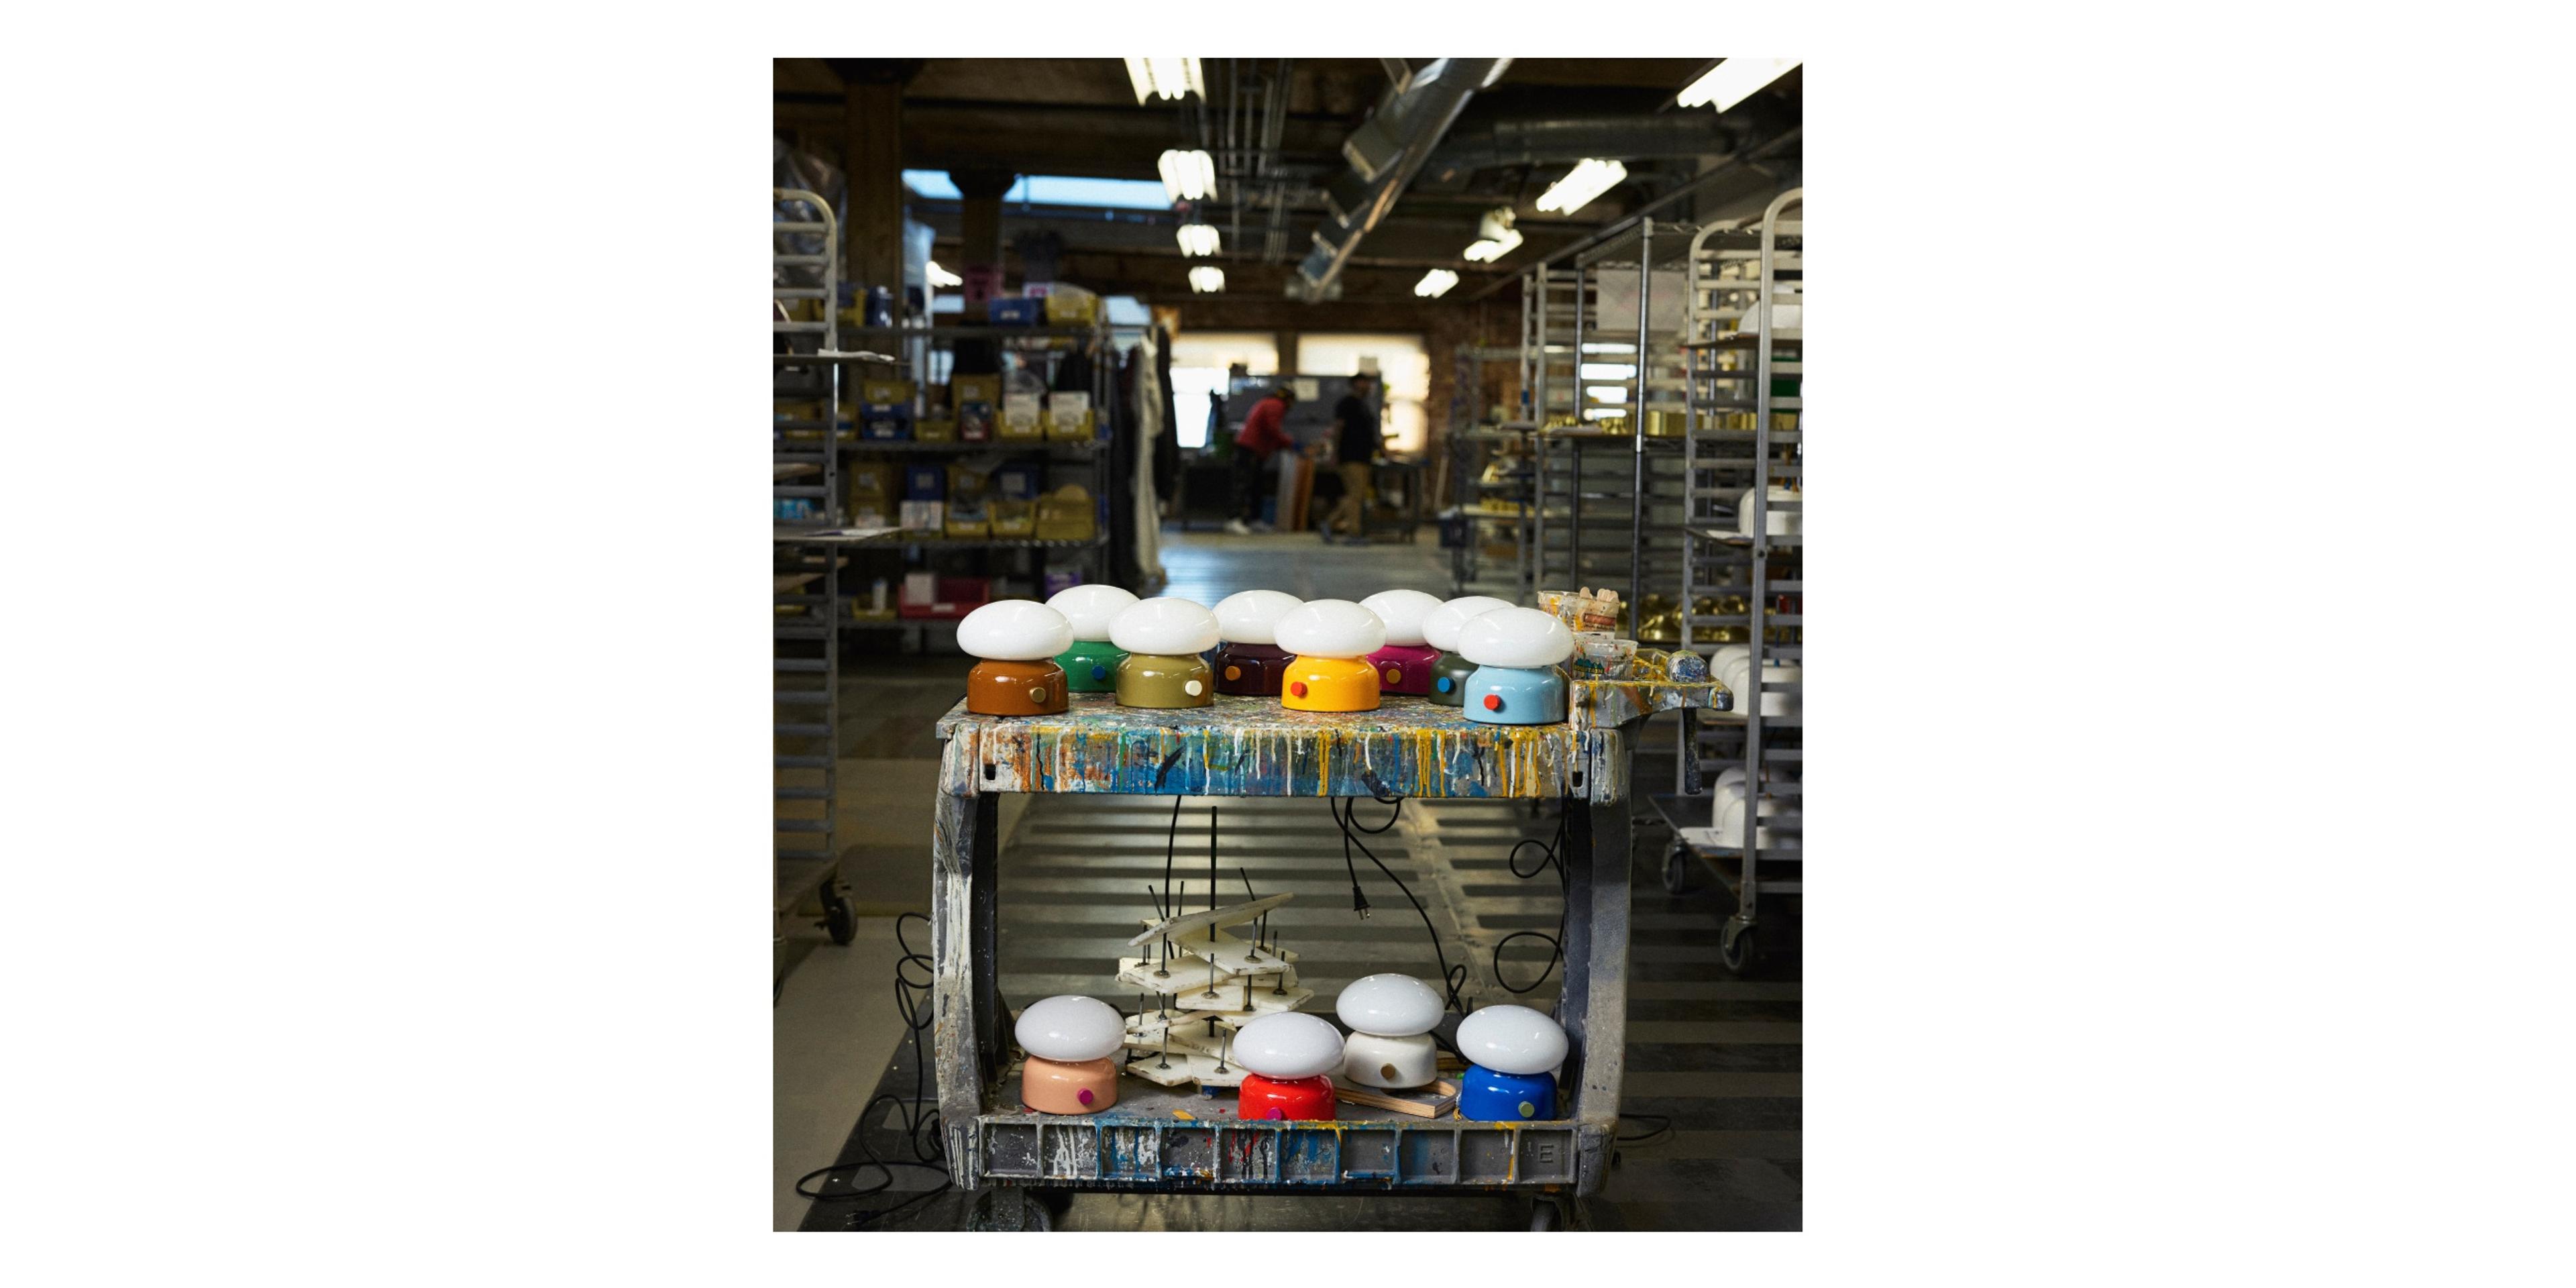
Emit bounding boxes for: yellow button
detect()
[1028,687,1048,702]
[1384,668,1401,684]
[1224,665,1241,680]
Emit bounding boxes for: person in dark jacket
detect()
[1226,384,1297,535]
[1323,372,1382,541]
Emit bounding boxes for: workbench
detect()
[926,674,1727,1214]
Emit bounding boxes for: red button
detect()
[1483,694,1503,710]
[1290,682,1307,698]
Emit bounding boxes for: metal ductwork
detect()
[1428,113,1741,172]
[1293,56,1511,294]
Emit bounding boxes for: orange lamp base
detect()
[966,658,1068,716]
[1018,1056,1118,1114]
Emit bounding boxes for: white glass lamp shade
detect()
[1455,1003,1568,1076]
[1230,1011,1344,1079]
[1422,595,1514,652]
[1014,994,1126,1063]
[1109,596,1221,655]
[1212,589,1304,645]
[1333,973,1445,1038]
[1358,590,1443,648]
[957,600,1075,661]
[1273,599,1387,658]
[1044,584,1141,643]
[1457,607,1575,669]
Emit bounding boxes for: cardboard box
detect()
[859,378,916,406]
[899,499,945,533]
[945,464,991,537]
[847,462,895,529]
[1044,391,1093,441]
[952,374,1002,405]
[994,462,1044,500]
[1042,285,1099,326]
[956,402,994,442]
[902,464,946,500]
[912,417,957,443]
[989,297,1044,327]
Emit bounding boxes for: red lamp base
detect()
[1236,1073,1338,1122]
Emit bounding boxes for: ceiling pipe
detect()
[1427,113,1741,172]
[1293,56,1510,297]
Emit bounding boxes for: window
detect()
[1296,333,1432,455]
[1166,333,1279,449]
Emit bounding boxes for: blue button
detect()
[1436,676,1452,692]
[1091,665,1107,680]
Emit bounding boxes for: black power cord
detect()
[1493,817,1571,995]
[792,912,952,1228]
[1331,794,1470,1014]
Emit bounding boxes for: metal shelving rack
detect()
[1526,220,1694,637]
[830,321,1120,650]
[1656,189,1803,971]
[774,188,856,976]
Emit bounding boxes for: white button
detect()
[1184,680,1203,696]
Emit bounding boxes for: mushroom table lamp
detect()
[957,600,1075,717]
[1231,1011,1342,1121]
[1275,600,1388,713]
[1358,589,1445,697]
[1111,597,1220,708]
[1454,1003,1569,1122]
[1210,589,1303,696]
[1458,607,1575,726]
[1014,994,1126,1114]
[1046,584,1139,694]
[1334,973,1446,1090]
[1421,595,1513,708]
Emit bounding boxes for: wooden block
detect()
[1117,955,1244,996]
[1122,1054,1200,1087]
[1169,981,1248,1012]
[1171,926,1297,973]
[1239,985,1315,1016]
[1328,1078,1460,1118]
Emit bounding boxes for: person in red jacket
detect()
[1226,384,1298,535]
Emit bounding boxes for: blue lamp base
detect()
[1462,665,1568,724]
[1457,1065,1557,1121]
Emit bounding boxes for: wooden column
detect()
[839,79,906,294]
[1273,330,1300,375]
[950,169,1017,316]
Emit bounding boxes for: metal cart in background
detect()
[1660,189,1804,971]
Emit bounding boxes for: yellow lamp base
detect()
[1280,655,1381,712]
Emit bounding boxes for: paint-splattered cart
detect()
[928,676,1727,1228]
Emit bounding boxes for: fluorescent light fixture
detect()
[1158,148,1218,203]
[1188,266,1226,293]
[1124,58,1205,103]
[1677,58,1799,112]
[1579,362,1637,381]
[1463,227,1524,262]
[1535,159,1627,215]
[1414,268,1459,298]
[1586,385,1631,403]
[1176,223,1221,256]
[1477,206,1517,241]
[925,260,962,288]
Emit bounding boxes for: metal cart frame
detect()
[924,680,1723,1203]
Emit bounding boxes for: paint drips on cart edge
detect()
[934,695,1591,798]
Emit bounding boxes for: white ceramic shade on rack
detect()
[1273,600,1387,657]
[1358,590,1443,649]
[1737,486,1802,537]
[1230,1011,1344,1079]
[1110,596,1221,655]
[1212,590,1303,645]
[1713,646,1801,718]
[1457,607,1575,669]
[1454,1004,1568,1077]
[1044,584,1140,642]
[1013,994,1126,1063]
[1334,973,1444,1037]
[1421,596,1514,653]
[956,600,1075,661]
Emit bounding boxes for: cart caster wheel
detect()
[1529,1197,1561,1231]
[822,893,857,945]
[1719,917,1756,973]
[1660,842,1690,895]
[967,1188,1051,1232]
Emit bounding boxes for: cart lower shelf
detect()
[971,1074,1600,1193]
